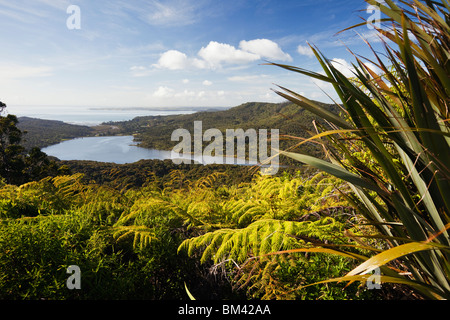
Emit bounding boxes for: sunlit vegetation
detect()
[0,171,379,300]
[0,0,448,301]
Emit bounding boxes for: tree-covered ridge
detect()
[17,117,96,150]
[112,101,339,159]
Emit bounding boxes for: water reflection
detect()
[42,135,243,165]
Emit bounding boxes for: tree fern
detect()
[179,218,347,264]
[113,225,157,250]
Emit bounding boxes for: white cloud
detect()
[152,49,209,70]
[152,39,291,71]
[202,80,213,86]
[190,58,209,69]
[182,79,190,84]
[239,39,292,62]
[153,86,174,98]
[153,50,189,70]
[297,44,315,58]
[198,41,260,69]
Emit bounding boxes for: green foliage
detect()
[0,104,60,185]
[269,0,450,299]
[177,172,377,299]
[0,173,246,299]
[0,113,26,184]
[0,166,379,300]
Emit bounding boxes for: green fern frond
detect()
[178,218,346,265]
[113,225,157,250]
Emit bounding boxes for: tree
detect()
[0,101,57,184]
[0,103,26,184]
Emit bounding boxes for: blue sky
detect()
[0,0,383,109]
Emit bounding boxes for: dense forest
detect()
[1,0,449,302]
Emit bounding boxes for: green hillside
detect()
[17,117,95,150]
[113,101,339,161]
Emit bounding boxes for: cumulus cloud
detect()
[152,39,291,71]
[239,39,292,62]
[197,41,260,69]
[202,80,213,86]
[153,50,189,70]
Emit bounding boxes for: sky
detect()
[0,0,384,109]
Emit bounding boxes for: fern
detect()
[178,218,346,265]
[113,225,157,250]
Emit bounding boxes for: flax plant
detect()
[268,0,450,299]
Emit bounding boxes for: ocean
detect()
[5,105,212,126]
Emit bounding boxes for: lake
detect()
[42,135,229,165]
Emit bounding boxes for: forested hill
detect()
[17,117,95,150]
[112,101,340,159]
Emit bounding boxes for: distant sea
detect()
[6,105,225,126]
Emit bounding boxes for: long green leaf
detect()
[347,241,450,276]
[299,274,448,300]
[280,150,387,194]
[396,143,449,245]
[265,61,335,84]
[273,85,353,130]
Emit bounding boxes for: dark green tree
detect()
[0,103,25,184]
[0,101,58,184]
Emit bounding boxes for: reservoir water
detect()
[42,135,229,165]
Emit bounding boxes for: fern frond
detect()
[113,225,157,250]
[178,218,347,265]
